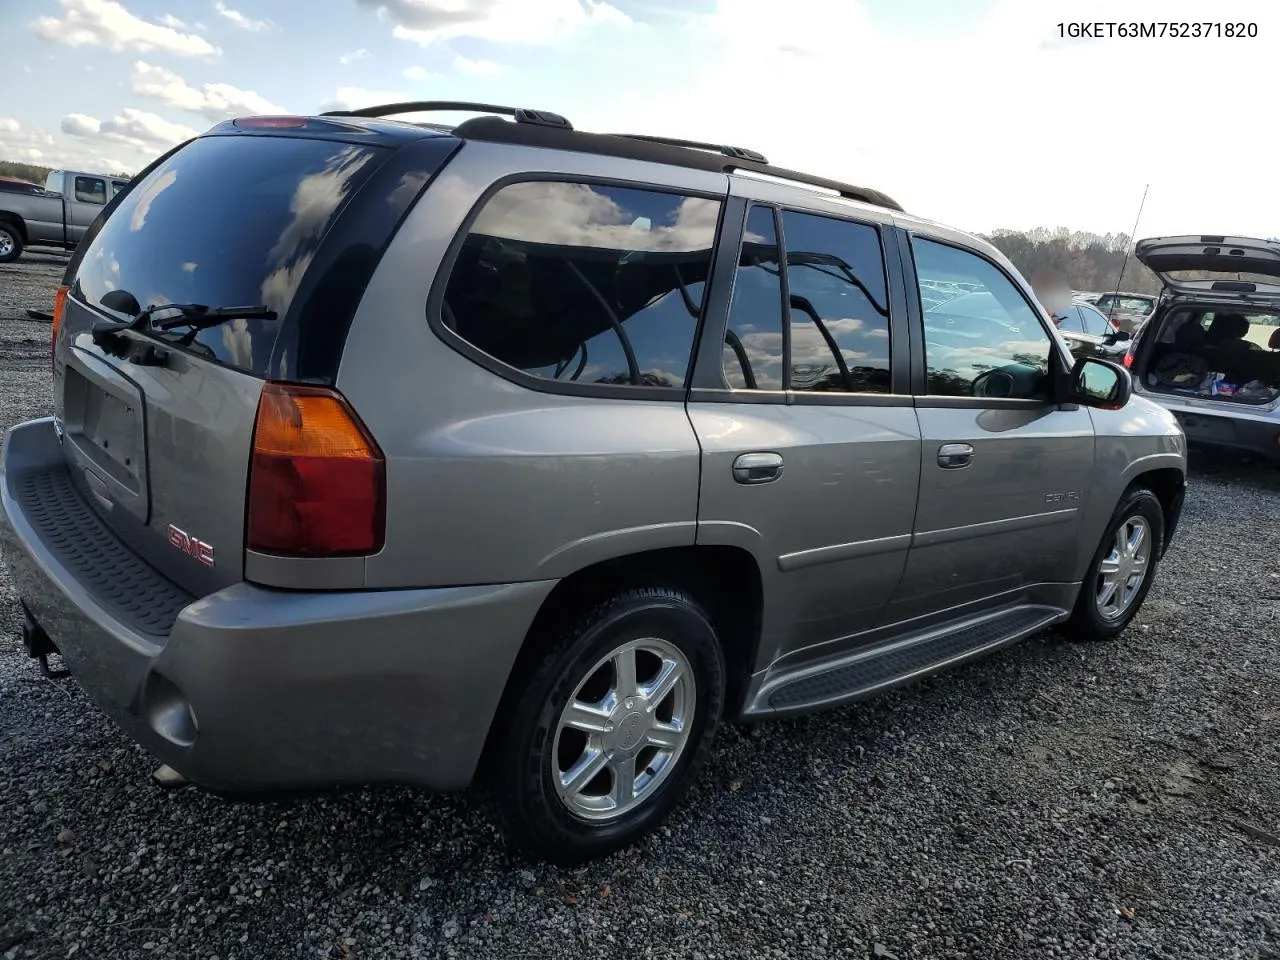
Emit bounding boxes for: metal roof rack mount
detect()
[608,133,769,165]
[319,100,572,130]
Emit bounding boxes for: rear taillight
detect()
[246,383,385,557]
[51,285,68,371]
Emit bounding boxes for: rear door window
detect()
[780,209,892,394]
[74,135,390,375]
[441,180,722,391]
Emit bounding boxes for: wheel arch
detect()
[476,544,765,781]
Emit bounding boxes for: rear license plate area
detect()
[60,356,148,524]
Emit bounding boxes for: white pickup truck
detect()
[0,169,130,263]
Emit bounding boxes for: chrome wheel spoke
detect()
[613,647,639,701]
[643,659,682,711]
[610,756,637,807]
[1098,555,1122,576]
[561,748,609,796]
[563,701,611,735]
[1097,577,1120,608]
[647,720,683,751]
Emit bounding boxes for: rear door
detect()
[55,130,439,597]
[887,230,1094,620]
[687,182,921,672]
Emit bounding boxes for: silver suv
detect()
[0,102,1187,863]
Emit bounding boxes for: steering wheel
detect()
[971,368,1017,399]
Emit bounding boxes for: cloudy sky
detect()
[3,0,1276,239]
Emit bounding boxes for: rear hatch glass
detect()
[57,133,396,597]
[74,134,390,375]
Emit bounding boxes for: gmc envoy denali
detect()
[0,102,1187,863]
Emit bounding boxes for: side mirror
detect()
[1066,356,1132,409]
[1105,330,1132,344]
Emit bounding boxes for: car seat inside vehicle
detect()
[1146,308,1280,404]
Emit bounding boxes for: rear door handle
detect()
[733,452,784,484]
[937,443,974,469]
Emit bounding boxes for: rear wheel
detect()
[491,588,725,864]
[1066,486,1165,642]
[0,222,23,263]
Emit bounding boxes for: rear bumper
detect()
[1135,392,1280,462]
[0,417,555,793]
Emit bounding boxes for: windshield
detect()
[73,135,390,375]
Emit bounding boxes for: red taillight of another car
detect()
[51,285,68,372]
[246,383,386,557]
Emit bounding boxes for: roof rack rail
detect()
[608,133,768,165]
[439,114,903,212]
[319,100,573,130]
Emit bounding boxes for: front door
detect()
[687,189,921,673]
[887,234,1095,621]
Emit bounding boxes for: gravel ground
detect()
[1,254,1279,960]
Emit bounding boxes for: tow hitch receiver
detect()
[21,612,69,680]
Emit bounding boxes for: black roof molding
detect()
[452,116,903,212]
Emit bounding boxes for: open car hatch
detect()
[1136,235,1280,299]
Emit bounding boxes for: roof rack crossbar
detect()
[319,100,572,130]
[609,133,769,165]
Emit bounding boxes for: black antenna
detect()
[1110,184,1150,305]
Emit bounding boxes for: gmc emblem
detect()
[166,523,215,567]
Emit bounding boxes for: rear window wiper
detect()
[94,301,278,336]
[91,302,278,364]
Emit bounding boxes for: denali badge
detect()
[167,524,215,567]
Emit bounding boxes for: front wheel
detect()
[1066,486,1165,642]
[0,222,23,263]
[491,588,726,864]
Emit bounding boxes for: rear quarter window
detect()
[439,179,723,393]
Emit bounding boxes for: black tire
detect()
[1065,486,1165,642]
[0,221,23,264]
[491,587,726,864]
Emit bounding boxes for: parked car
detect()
[1122,234,1280,463]
[1053,300,1131,360]
[0,103,1187,864]
[1072,290,1103,304]
[0,168,130,263]
[1096,291,1158,333]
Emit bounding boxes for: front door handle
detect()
[937,442,974,469]
[733,452,784,484]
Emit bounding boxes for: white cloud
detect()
[402,65,433,80]
[340,48,370,65]
[356,0,630,45]
[62,108,200,151]
[0,118,129,173]
[129,61,286,121]
[453,55,501,76]
[214,1,271,31]
[320,87,409,112]
[159,13,186,29]
[31,0,219,57]
[572,0,1280,240]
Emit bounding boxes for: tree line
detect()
[0,160,133,184]
[981,227,1162,296]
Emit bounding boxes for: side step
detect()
[761,605,1062,714]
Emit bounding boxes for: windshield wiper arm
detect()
[148,303,278,331]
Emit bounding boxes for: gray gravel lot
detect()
[1,253,1279,960]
